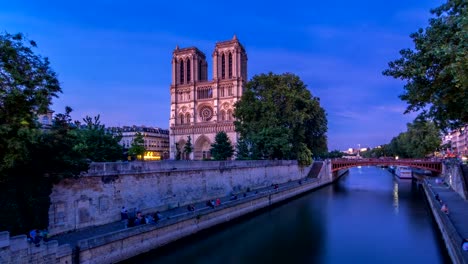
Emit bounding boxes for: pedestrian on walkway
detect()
[121,206,128,220]
[441,203,449,214]
[462,239,468,251]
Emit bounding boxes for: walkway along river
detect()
[126,166,451,264]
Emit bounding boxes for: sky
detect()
[0,0,445,151]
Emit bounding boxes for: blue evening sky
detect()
[1,0,444,151]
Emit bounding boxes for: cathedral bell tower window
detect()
[228,53,232,78]
[187,59,191,82]
[221,54,226,79]
[179,59,184,84]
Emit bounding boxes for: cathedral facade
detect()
[169,36,247,160]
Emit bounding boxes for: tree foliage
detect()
[73,115,123,162]
[0,33,122,234]
[128,132,145,160]
[184,136,193,160]
[365,119,442,159]
[210,131,234,160]
[234,72,327,162]
[383,0,468,130]
[235,137,250,160]
[175,143,181,160]
[0,33,61,174]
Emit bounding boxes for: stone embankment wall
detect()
[0,232,71,264]
[422,181,468,264]
[49,160,311,236]
[1,160,340,264]
[443,162,468,200]
[77,172,336,263]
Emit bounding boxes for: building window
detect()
[198,60,202,81]
[227,109,233,121]
[187,59,191,82]
[228,52,232,78]
[197,87,213,99]
[220,86,225,97]
[221,54,225,79]
[228,86,233,96]
[221,110,226,121]
[185,113,190,124]
[179,114,184,124]
[179,59,184,84]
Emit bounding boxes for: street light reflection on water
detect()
[393,179,399,215]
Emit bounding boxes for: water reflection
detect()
[393,179,399,214]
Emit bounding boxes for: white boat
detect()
[395,166,412,179]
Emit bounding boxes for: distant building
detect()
[37,110,54,128]
[169,35,248,160]
[442,125,467,156]
[111,126,170,160]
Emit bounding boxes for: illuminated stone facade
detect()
[111,126,170,160]
[169,35,247,160]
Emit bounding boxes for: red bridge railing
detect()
[331,158,442,173]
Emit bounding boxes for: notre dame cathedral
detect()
[169,35,248,160]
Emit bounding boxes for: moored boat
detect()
[395,166,412,179]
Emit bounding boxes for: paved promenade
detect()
[50,177,319,248]
[426,177,468,262]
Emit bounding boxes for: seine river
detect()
[126,166,450,264]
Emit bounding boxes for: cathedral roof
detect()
[215,35,246,52]
[173,46,206,58]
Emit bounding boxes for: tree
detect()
[234,72,327,162]
[405,119,441,158]
[0,33,61,175]
[235,137,251,160]
[0,33,91,234]
[210,131,234,160]
[128,132,145,160]
[73,115,123,162]
[183,136,193,160]
[387,119,441,158]
[175,143,181,160]
[0,107,89,234]
[383,0,468,130]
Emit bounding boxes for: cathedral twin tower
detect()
[169,35,247,160]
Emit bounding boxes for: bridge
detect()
[331,158,442,173]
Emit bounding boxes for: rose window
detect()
[199,106,214,121]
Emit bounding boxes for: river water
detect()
[126,166,450,264]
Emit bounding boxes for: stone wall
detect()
[442,161,468,200]
[49,160,311,236]
[75,176,332,264]
[0,231,72,264]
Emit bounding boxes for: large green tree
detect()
[0,33,61,174]
[383,0,468,130]
[387,119,442,158]
[210,131,234,160]
[0,33,90,234]
[234,72,327,164]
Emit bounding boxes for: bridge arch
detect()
[330,158,442,174]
